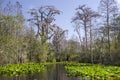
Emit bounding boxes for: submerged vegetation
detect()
[65,63,120,80]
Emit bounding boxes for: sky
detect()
[2,0,120,39]
[116,0,120,3]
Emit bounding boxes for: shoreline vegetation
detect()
[0,62,63,76]
[0,62,120,80]
[65,62,120,80]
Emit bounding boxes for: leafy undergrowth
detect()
[0,63,45,76]
[65,62,120,80]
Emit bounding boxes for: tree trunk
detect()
[84,22,88,51]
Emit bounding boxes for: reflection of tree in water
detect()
[55,64,75,80]
[33,64,75,80]
[37,64,70,80]
[56,64,60,80]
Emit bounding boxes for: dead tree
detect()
[99,0,118,61]
[72,5,99,51]
[28,6,61,62]
[28,6,60,44]
[72,5,99,63]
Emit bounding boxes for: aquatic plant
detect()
[0,63,45,76]
[65,63,120,80]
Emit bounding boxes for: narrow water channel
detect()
[0,64,80,80]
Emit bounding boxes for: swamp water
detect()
[0,64,80,80]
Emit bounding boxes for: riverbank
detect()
[0,62,120,80]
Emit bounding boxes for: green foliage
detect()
[65,63,120,80]
[1,0,120,66]
[47,50,55,62]
[0,63,45,76]
[0,62,65,76]
[0,15,23,63]
[38,43,49,62]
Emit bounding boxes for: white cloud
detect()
[116,0,120,4]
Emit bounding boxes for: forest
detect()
[1,0,120,79]
[0,0,120,65]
